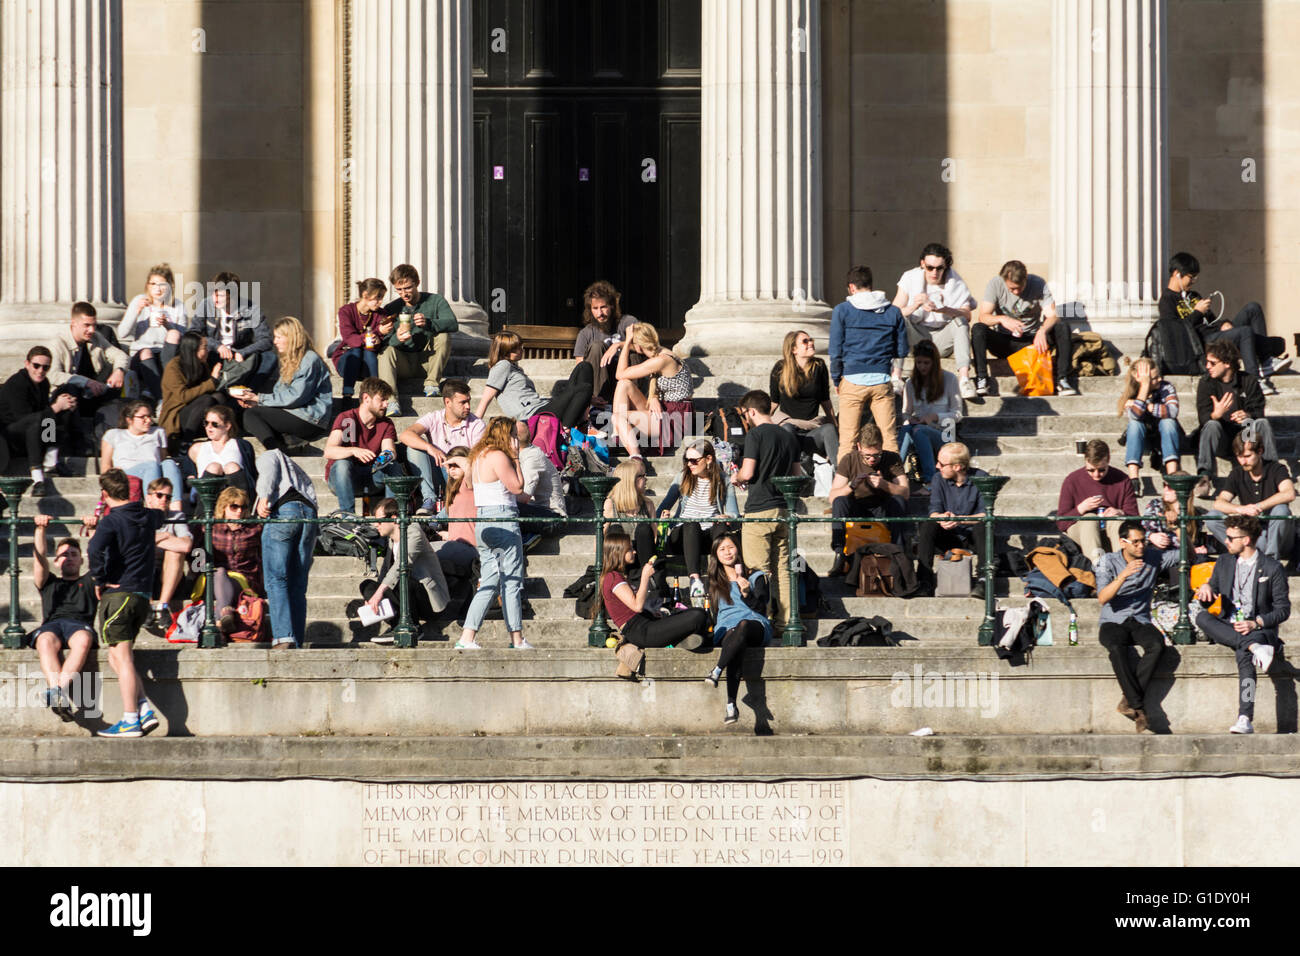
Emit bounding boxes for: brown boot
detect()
[1134,709,1149,733]
[1117,696,1137,720]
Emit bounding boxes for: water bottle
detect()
[1068,612,1079,646]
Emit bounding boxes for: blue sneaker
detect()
[424,384,440,398]
[138,700,159,734]
[97,717,143,738]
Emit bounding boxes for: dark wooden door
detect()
[472,0,700,332]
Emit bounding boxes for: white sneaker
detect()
[1262,355,1291,377]
[1229,715,1254,734]
[1251,642,1274,674]
[959,376,976,400]
[1056,379,1080,396]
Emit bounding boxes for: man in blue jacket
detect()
[828,265,909,462]
[1194,514,1291,734]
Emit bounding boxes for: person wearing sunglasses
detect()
[1194,514,1291,735]
[100,400,185,502]
[892,242,978,400]
[186,404,251,495]
[0,345,78,495]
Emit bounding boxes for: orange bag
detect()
[1190,561,1221,617]
[844,521,890,553]
[1008,345,1055,397]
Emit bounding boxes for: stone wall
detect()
[821,0,1299,348]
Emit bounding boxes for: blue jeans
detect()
[338,346,379,393]
[1125,417,1180,467]
[326,459,399,513]
[1204,503,1295,561]
[463,505,525,633]
[262,499,318,645]
[898,423,945,482]
[407,447,448,502]
[125,459,185,498]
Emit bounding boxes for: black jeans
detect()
[177,393,231,442]
[916,521,987,576]
[130,345,178,400]
[831,493,906,552]
[1098,618,1165,712]
[1196,610,1274,720]
[361,576,436,625]
[971,321,1073,381]
[242,406,329,450]
[716,618,766,701]
[1199,301,1283,379]
[621,607,710,649]
[537,361,595,429]
[2,408,74,465]
[661,521,738,577]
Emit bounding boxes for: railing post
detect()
[1164,472,1199,645]
[772,475,810,647]
[580,475,621,648]
[382,475,423,648]
[190,476,227,649]
[970,474,1010,647]
[0,478,33,650]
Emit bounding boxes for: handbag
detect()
[1007,345,1055,397]
[855,554,895,596]
[936,553,973,597]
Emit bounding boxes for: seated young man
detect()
[0,347,78,495]
[324,377,399,513]
[1194,514,1291,735]
[827,422,909,573]
[377,263,459,407]
[145,477,194,630]
[891,243,977,399]
[915,442,987,595]
[361,497,452,643]
[398,378,484,512]
[28,514,97,721]
[1193,339,1277,496]
[1162,251,1288,395]
[1056,439,1138,564]
[1204,434,1296,561]
[49,302,129,450]
[973,260,1076,396]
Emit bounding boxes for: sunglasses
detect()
[30,362,51,370]
[205,420,227,427]
[150,491,172,500]
[685,456,704,464]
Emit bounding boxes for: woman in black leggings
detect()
[703,534,772,724]
[597,530,710,651]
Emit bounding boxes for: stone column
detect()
[0,0,125,349]
[681,0,829,356]
[349,0,487,350]
[1050,0,1169,342]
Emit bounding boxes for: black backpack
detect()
[315,510,383,572]
[704,406,750,445]
[1143,315,1204,376]
[817,616,898,647]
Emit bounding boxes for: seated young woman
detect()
[597,528,711,652]
[210,486,263,636]
[603,458,656,566]
[233,316,333,451]
[186,404,250,494]
[476,331,594,431]
[100,400,185,501]
[611,323,693,460]
[159,331,226,443]
[770,329,838,464]
[116,264,187,399]
[656,439,739,597]
[703,533,773,725]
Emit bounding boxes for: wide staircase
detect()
[3,348,1300,749]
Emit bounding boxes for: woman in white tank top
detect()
[187,404,249,493]
[455,417,529,649]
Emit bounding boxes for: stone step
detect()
[1,645,1292,737]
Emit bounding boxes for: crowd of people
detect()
[5,248,1296,735]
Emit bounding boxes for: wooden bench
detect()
[504,324,684,360]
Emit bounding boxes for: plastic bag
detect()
[1008,345,1055,397]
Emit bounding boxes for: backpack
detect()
[526,412,565,470]
[847,542,919,598]
[816,616,898,647]
[565,565,601,618]
[222,589,268,643]
[165,601,205,644]
[1143,315,1204,376]
[316,510,383,571]
[704,407,750,446]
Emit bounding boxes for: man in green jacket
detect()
[377,263,458,415]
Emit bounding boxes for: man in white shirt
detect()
[397,379,485,511]
[892,243,976,399]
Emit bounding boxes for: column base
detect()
[0,303,126,358]
[680,300,832,356]
[449,301,490,357]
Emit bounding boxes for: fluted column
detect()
[349,0,486,346]
[1050,0,1169,337]
[681,0,829,356]
[0,0,125,341]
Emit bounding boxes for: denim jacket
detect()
[658,478,739,520]
[257,351,333,429]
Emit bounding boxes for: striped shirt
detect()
[1125,380,1179,422]
[678,478,721,521]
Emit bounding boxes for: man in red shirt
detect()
[324,377,399,513]
[1057,439,1139,564]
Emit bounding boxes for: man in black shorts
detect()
[88,468,190,737]
[29,514,98,721]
